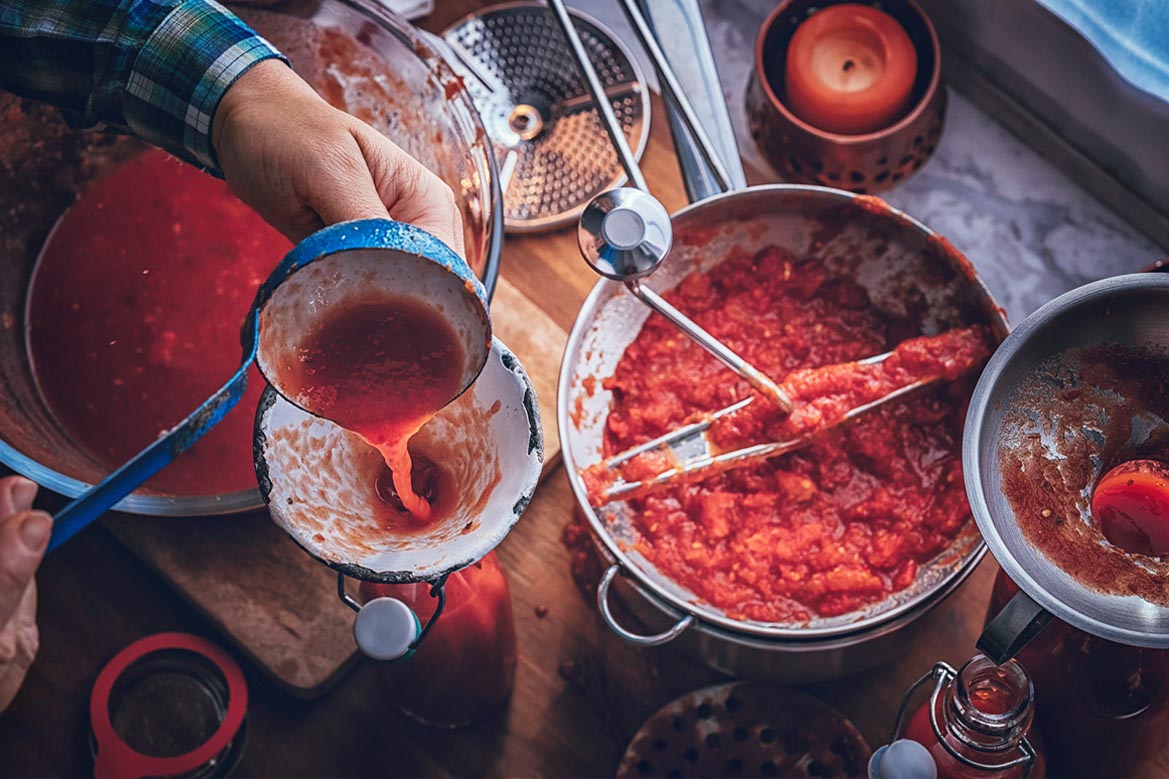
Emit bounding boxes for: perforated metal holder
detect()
[442,2,649,232]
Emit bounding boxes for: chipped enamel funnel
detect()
[255,336,542,580]
[254,336,543,660]
[966,274,1169,658]
[253,220,492,420]
[248,219,539,661]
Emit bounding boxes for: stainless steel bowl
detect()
[0,0,502,515]
[559,185,1008,679]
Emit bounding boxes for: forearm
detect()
[0,0,286,172]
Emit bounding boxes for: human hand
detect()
[211,60,465,255]
[0,476,50,713]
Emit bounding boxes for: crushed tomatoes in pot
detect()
[591,245,994,623]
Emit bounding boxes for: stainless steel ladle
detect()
[546,0,793,413]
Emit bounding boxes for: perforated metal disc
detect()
[617,682,870,778]
[442,2,649,233]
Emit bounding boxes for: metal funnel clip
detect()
[966,274,1169,653]
[254,337,543,583]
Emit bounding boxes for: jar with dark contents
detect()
[898,654,1045,779]
[987,573,1169,777]
[357,551,517,728]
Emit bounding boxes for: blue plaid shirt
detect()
[0,0,286,173]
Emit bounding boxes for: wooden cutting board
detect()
[105,275,567,698]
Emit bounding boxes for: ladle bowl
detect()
[254,220,491,417]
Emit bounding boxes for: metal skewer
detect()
[545,0,792,413]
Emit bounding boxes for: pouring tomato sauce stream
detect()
[280,296,466,523]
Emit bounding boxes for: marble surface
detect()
[572,0,1163,325]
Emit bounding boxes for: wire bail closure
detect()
[891,661,1037,777]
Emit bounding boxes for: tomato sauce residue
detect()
[1000,344,1169,605]
[282,296,465,524]
[444,75,466,101]
[594,246,989,622]
[26,149,289,495]
[1090,459,1169,557]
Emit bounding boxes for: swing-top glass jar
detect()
[893,654,1045,778]
[355,551,517,728]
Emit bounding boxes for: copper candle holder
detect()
[745,0,945,195]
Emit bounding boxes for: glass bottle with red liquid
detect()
[987,572,1169,777]
[891,654,1045,779]
[354,551,517,728]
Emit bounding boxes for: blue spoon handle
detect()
[48,362,252,553]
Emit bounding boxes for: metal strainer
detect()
[617,682,870,778]
[441,1,649,233]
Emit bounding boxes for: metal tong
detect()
[596,351,943,503]
[546,0,792,414]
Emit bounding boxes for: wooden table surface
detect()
[3,1,1168,776]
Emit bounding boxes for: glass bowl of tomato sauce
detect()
[560,187,1008,680]
[0,0,502,516]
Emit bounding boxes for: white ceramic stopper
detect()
[353,597,420,661]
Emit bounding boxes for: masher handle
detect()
[546,0,648,192]
[625,280,792,411]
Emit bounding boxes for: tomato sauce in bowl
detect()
[595,245,992,623]
[26,150,289,496]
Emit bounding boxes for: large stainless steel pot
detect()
[555,0,1008,681]
[0,0,502,516]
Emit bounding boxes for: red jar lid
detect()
[89,632,248,779]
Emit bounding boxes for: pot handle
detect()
[597,563,694,646]
[977,589,1054,664]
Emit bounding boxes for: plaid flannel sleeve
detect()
[0,0,287,172]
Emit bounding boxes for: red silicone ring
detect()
[90,632,248,779]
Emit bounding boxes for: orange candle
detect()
[783,4,917,135]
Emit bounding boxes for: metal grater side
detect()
[442,2,650,233]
